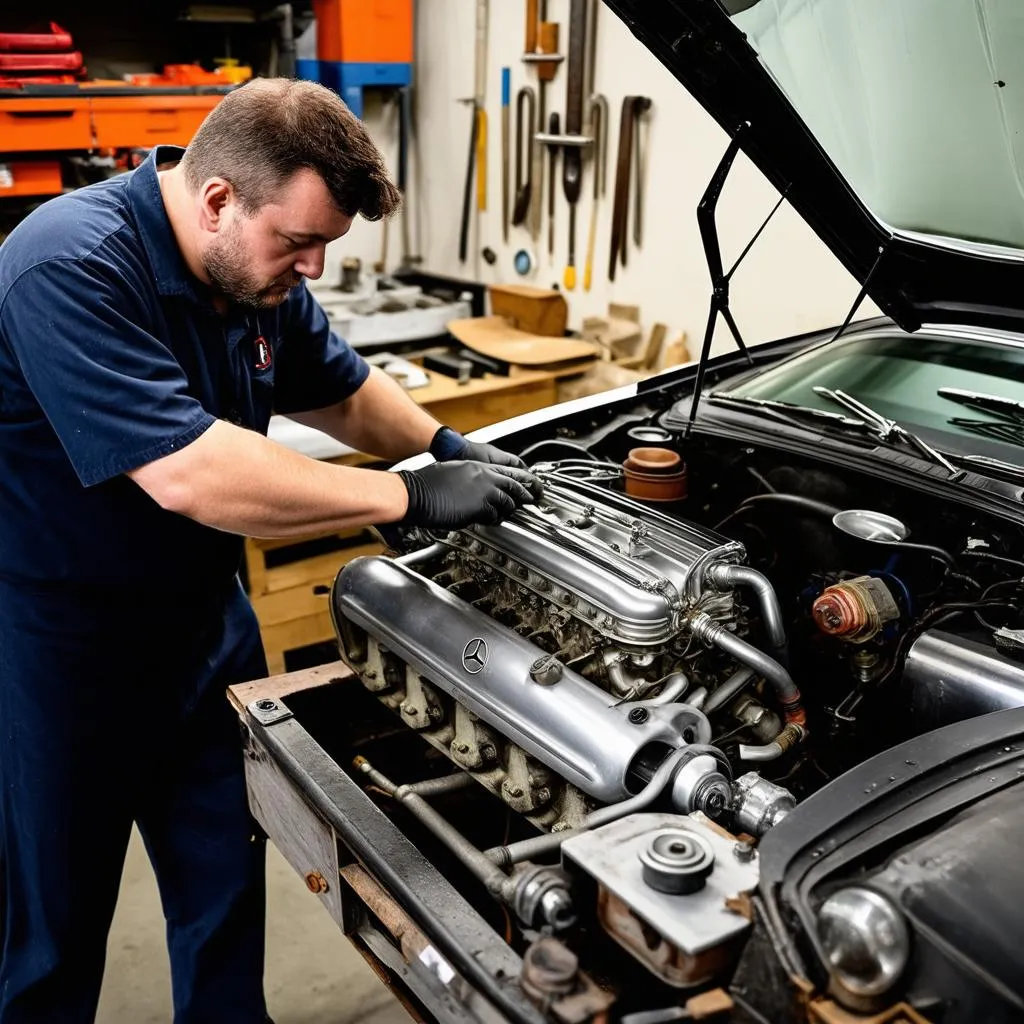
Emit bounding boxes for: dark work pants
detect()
[0,579,269,1024]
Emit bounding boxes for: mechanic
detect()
[0,77,541,1024]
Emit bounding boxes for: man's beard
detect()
[202,222,301,309]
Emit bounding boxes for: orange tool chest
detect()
[0,87,230,199]
[0,96,92,152]
[89,93,223,148]
[0,159,62,198]
[313,0,414,64]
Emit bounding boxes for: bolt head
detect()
[254,699,277,712]
[628,707,650,725]
[734,840,756,863]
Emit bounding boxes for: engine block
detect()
[333,474,768,831]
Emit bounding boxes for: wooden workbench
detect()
[246,359,593,673]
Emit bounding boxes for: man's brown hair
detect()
[181,77,401,221]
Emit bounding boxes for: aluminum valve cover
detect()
[446,476,745,647]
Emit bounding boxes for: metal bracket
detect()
[246,697,294,727]
[534,132,594,148]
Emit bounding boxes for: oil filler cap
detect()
[638,828,715,894]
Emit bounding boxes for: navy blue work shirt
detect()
[0,145,370,596]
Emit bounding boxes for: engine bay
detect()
[327,393,1024,1015]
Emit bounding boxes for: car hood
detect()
[603,0,1024,334]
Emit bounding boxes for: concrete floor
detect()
[96,828,410,1024]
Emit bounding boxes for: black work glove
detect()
[429,425,526,469]
[398,461,543,530]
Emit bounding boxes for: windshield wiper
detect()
[709,392,871,431]
[937,387,1024,450]
[813,386,963,479]
[956,454,1024,483]
[938,387,1024,422]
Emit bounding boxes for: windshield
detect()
[723,332,1024,460]
[724,0,1024,251]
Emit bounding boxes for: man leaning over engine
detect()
[0,77,540,1024]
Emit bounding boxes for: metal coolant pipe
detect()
[354,758,576,930]
[706,563,788,653]
[688,611,805,725]
[485,746,693,869]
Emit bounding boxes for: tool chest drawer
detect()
[0,159,62,198]
[90,95,220,148]
[0,98,91,152]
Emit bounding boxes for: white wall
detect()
[326,0,878,358]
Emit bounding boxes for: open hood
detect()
[603,0,1024,334]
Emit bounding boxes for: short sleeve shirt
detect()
[0,145,370,594]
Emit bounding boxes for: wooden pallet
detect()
[245,528,383,674]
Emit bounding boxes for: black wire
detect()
[518,438,597,462]
[746,467,777,493]
[961,551,1024,574]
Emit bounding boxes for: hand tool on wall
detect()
[560,0,588,291]
[512,85,536,227]
[546,111,560,257]
[398,85,413,265]
[501,68,511,242]
[608,95,652,281]
[583,93,607,291]
[458,0,489,263]
[522,1,562,242]
[458,97,479,264]
[475,0,488,213]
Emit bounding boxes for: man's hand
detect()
[429,425,526,469]
[398,462,543,530]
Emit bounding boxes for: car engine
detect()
[332,461,809,988]
[335,467,801,832]
[329,434,1024,1010]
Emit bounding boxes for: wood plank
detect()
[228,660,353,714]
[244,538,269,596]
[260,610,337,670]
[261,542,383,595]
[248,528,372,552]
[244,727,347,929]
[252,581,332,628]
[426,380,559,436]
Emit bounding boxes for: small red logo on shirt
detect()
[254,336,272,371]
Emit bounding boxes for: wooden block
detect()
[245,538,269,596]
[608,302,641,325]
[261,609,337,674]
[582,314,642,360]
[642,322,669,370]
[661,332,691,368]
[487,284,568,337]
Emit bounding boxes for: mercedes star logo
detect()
[462,638,489,674]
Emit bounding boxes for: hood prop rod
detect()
[685,128,787,437]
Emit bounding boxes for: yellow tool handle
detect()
[476,107,488,211]
[563,264,576,290]
[583,199,598,291]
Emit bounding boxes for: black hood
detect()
[602,0,1024,335]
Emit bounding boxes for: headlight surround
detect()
[817,886,910,1000]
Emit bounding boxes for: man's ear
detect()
[197,178,233,233]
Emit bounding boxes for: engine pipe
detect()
[738,722,806,762]
[354,758,576,930]
[703,667,756,714]
[486,745,701,869]
[706,563,787,652]
[687,611,806,726]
